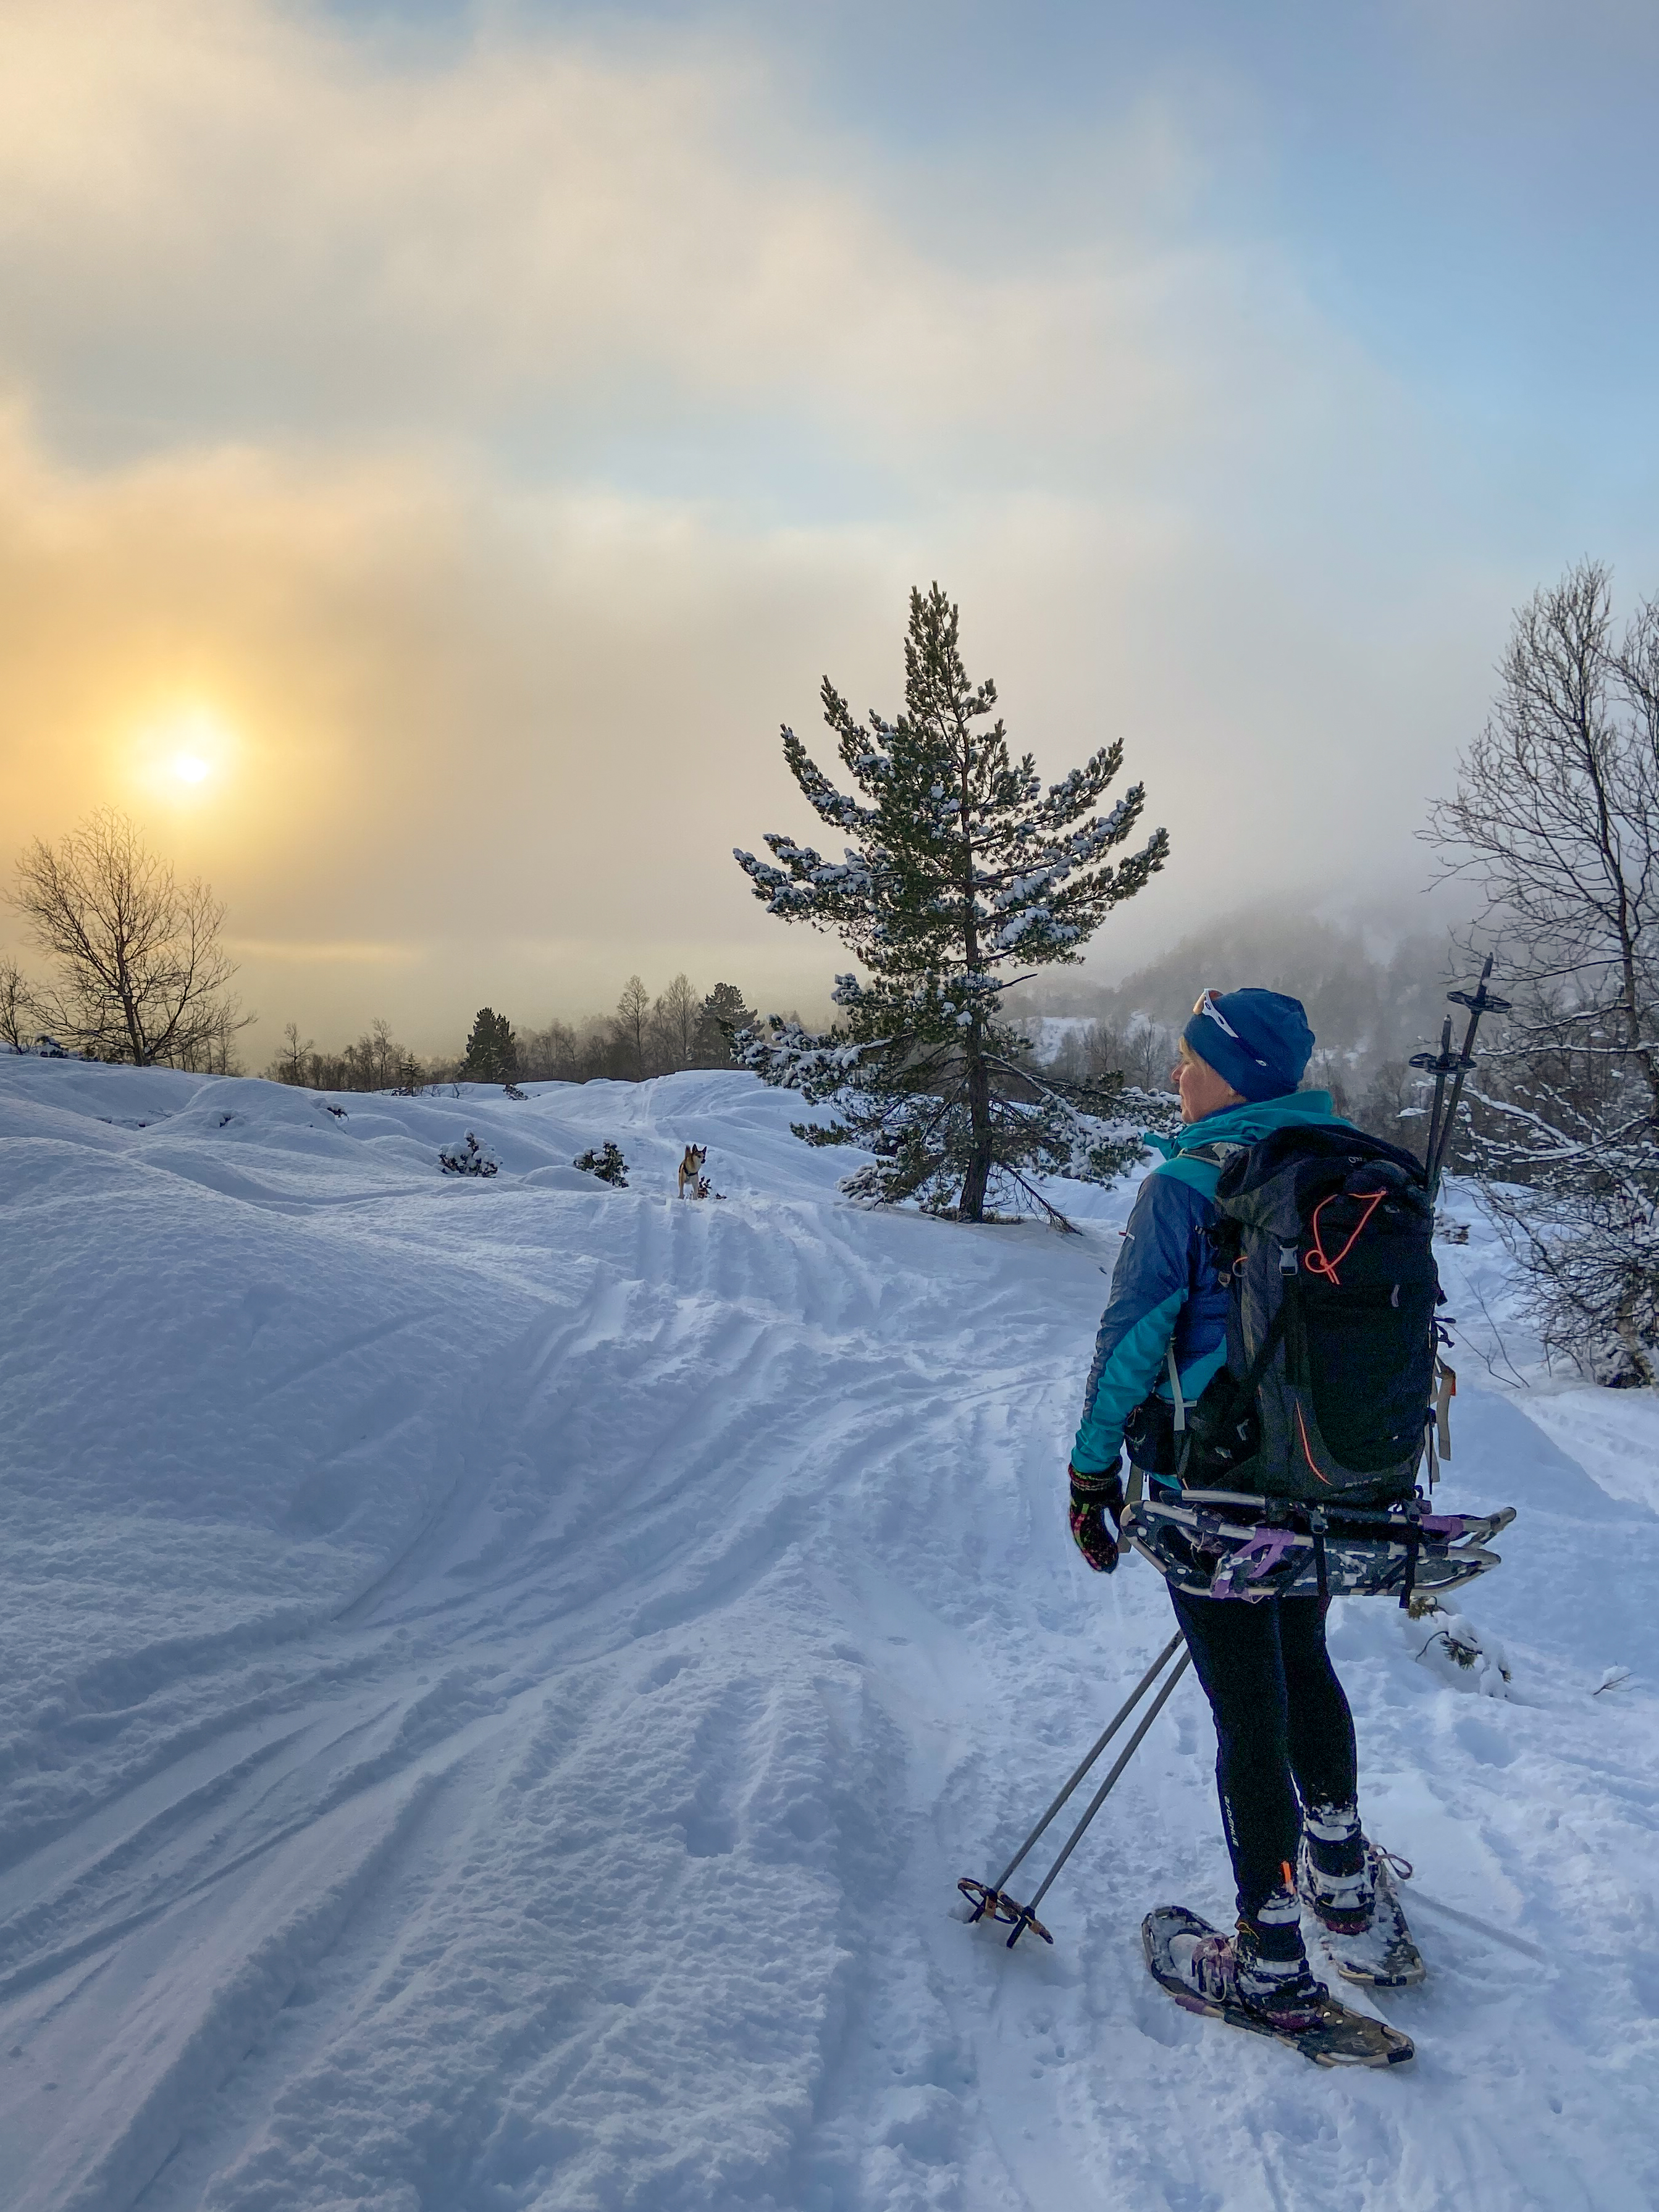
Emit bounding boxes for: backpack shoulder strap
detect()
[1153,1154,1220,1198]
[1153,1138,1248,1200]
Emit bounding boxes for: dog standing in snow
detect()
[676,1144,708,1199]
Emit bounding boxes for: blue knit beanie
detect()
[1183,987,1314,1102]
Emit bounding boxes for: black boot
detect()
[1298,1801,1375,1937]
[1228,1881,1327,2029]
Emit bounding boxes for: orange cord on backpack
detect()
[1294,1402,1334,1485]
[1304,1189,1386,1286]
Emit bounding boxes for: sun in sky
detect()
[132,705,237,803]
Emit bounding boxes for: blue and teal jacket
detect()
[1071,1091,1340,1475]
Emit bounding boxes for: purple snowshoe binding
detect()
[1143,1893,1414,2067]
[1122,1488,1513,1604]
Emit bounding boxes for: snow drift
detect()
[0,1058,1655,2210]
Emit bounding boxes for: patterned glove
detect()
[1069,1461,1126,1573]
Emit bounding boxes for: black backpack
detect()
[1180,1124,1441,1505]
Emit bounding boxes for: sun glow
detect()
[130,705,240,803]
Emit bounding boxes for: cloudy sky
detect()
[2,0,1656,1054]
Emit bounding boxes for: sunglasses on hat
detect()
[1192,988,1241,1041]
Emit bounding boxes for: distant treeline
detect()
[261,911,1457,1147]
[263,976,760,1093]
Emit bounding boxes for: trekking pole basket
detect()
[959,1632,1191,1949]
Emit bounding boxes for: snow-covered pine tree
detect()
[733,584,1169,1222]
[461,1007,519,1086]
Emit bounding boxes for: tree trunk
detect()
[1616,1278,1658,1388]
[955,756,994,1218]
[959,1022,994,1220]
[120,970,148,1065]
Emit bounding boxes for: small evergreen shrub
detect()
[440,1131,498,1177]
[574,1141,628,1188]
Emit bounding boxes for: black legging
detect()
[1170,1587,1358,1923]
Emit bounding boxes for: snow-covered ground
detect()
[0,1058,1655,2211]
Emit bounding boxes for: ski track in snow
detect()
[1,1059,1655,2210]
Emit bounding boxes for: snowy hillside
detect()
[1,1058,1655,2211]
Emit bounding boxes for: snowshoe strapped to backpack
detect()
[1182,1124,1440,1507]
[1119,1488,1513,1604]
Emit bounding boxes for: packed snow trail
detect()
[0,1059,1655,2211]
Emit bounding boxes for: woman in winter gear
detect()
[1069,989,1376,2025]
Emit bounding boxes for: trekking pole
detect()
[1410,1016,1456,1183]
[958,1630,1182,1936]
[1000,1649,1193,1948]
[962,1642,1193,1951]
[1427,957,1510,1200]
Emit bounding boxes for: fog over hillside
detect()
[1004,897,1481,1156]
[1014,899,1466,1061]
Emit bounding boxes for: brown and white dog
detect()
[676,1144,708,1199]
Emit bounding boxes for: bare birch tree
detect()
[9,810,250,1067]
[1426,560,1659,1380]
[650,973,700,1073]
[266,1022,314,1085]
[614,974,649,1080]
[0,955,37,1051]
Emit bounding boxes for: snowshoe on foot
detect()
[1142,1906,1414,2067]
[1300,1838,1425,1988]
